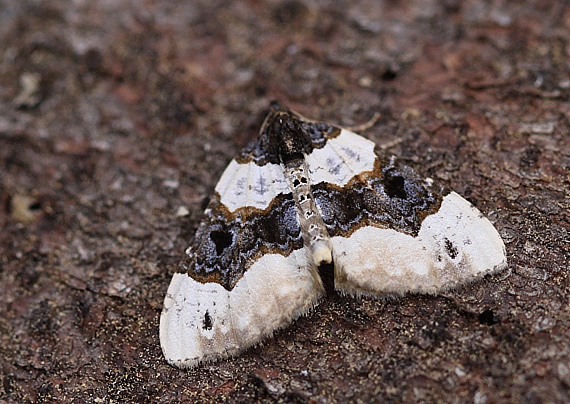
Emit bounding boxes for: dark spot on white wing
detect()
[444,238,459,259]
[326,156,343,175]
[235,177,248,196]
[210,230,233,255]
[203,311,213,330]
[253,175,268,195]
[341,146,360,162]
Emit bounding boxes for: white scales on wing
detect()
[305,129,377,186]
[216,159,289,212]
[332,192,507,295]
[160,104,507,368]
[161,248,323,366]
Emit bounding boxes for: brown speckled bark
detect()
[0,1,568,402]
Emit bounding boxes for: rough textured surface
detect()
[0,0,568,402]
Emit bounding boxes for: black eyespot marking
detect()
[300,177,308,184]
[203,311,213,330]
[299,194,306,202]
[444,238,458,259]
[210,230,233,256]
[293,179,301,187]
[384,173,407,199]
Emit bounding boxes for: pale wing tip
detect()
[331,191,508,297]
[422,191,508,291]
[160,309,229,369]
[159,273,235,369]
[444,191,508,272]
[160,311,197,369]
[159,273,205,369]
[159,254,326,369]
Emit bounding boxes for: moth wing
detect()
[331,191,507,296]
[308,128,507,296]
[215,158,291,212]
[305,128,377,187]
[160,158,324,369]
[160,249,323,368]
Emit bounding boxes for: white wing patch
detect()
[332,192,507,296]
[160,248,324,368]
[216,159,290,212]
[306,129,376,186]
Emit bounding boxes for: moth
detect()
[160,103,507,368]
